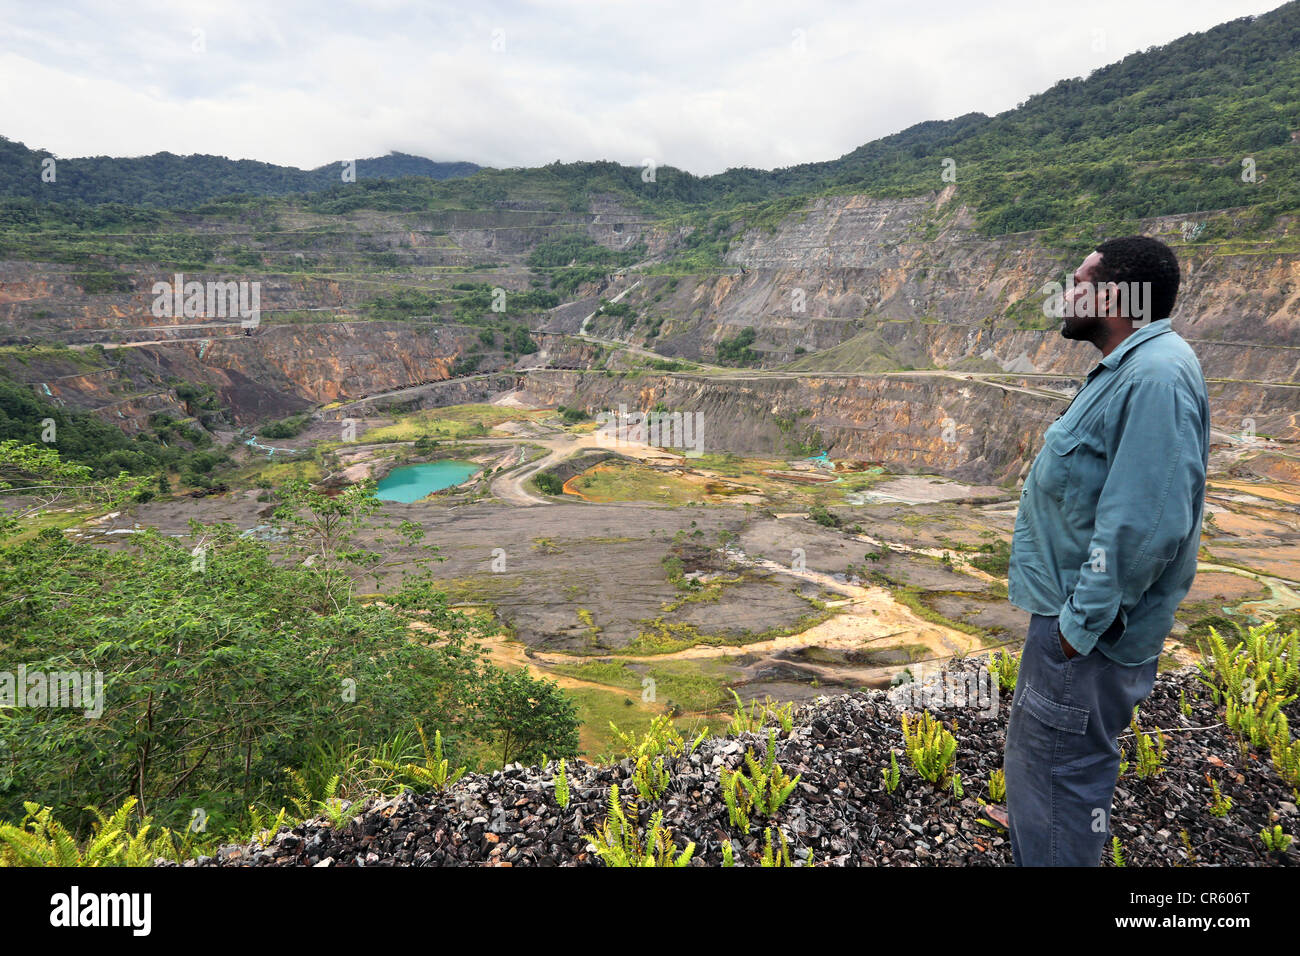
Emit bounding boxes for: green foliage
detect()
[1197,622,1299,708]
[0,378,206,479]
[719,730,801,831]
[532,471,565,496]
[370,724,466,794]
[554,758,571,809]
[881,751,901,793]
[988,768,1006,804]
[595,298,635,318]
[0,438,147,529]
[258,414,312,440]
[970,539,1011,576]
[807,503,841,529]
[0,798,174,867]
[1129,711,1167,780]
[585,785,695,867]
[989,648,1021,694]
[1111,836,1126,867]
[526,235,640,270]
[607,714,706,762]
[287,769,354,828]
[1267,715,1300,789]
[0,449,579,836]
[1260,824,1293,854]
[0,140,478,207]
[726,690,795,736]
[1207,777,1233,818]
[716,327,758,365]
[478,668,580,768]
[900,711,959,787]
[632,754,671,802]
[759,826,804,867]
[1197,623,1299,760]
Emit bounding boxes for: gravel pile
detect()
[177,664,1297,867]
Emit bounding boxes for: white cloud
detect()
[0,0,1286,173]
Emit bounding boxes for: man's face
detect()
[1061,251,1107,341]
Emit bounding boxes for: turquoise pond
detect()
[375,460,481,503]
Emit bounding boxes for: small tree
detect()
[478,669,580,767]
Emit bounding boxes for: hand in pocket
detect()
[1056,625,1079,660]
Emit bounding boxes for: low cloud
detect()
[0,0,1285,173]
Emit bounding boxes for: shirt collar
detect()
[1087,318,1173,379]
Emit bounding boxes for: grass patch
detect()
[242,457,324,486]
[359,403,546,443]
[550,658,735,714]
[567,461,701,504]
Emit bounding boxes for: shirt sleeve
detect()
[1057,378,1205,655]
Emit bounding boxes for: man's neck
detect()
[1092,319,1138,359]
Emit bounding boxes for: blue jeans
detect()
[1002,613,1159,866]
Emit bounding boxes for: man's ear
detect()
[1096,280,1116,319]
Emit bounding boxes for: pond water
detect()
[375,460,481,503]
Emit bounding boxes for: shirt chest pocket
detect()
[1035,426,1084,502]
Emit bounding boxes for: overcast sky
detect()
[0,0,1287,174]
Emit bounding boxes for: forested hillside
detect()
[2,3,1295,234]
[0,140,479,207]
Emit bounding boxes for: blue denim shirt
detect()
[1008,319,1210,665]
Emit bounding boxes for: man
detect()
[1002,235,1209,866]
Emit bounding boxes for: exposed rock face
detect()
[521,369,1058,484]
[3,192,1295,460]
[578,196,1299,384]
[521,359,1297,483]
[0,322,505,431]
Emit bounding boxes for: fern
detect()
[881,751,901,793]
[900,711,958,786]
[1260,824,1293,854]
[726,690,795,736]
[719,729,801,832]
[554,758,571,809]
[0,798,177,867]
[988,768,1006,803]
[1130,713,1167,780]
[585,785,695,867]
[607,714,705,762]
[759,827,797,867]
[1268,716,1300,788]
[989,648,1020,693]
[370,725,466,794]
[633,754,671,802]
[286,768,355,828]
[1207,777,1233,818]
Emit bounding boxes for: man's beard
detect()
[1061,313,1104,342]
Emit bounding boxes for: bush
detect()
[533,472,564,495]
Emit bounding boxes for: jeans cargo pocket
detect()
[1020,682,1089,735]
